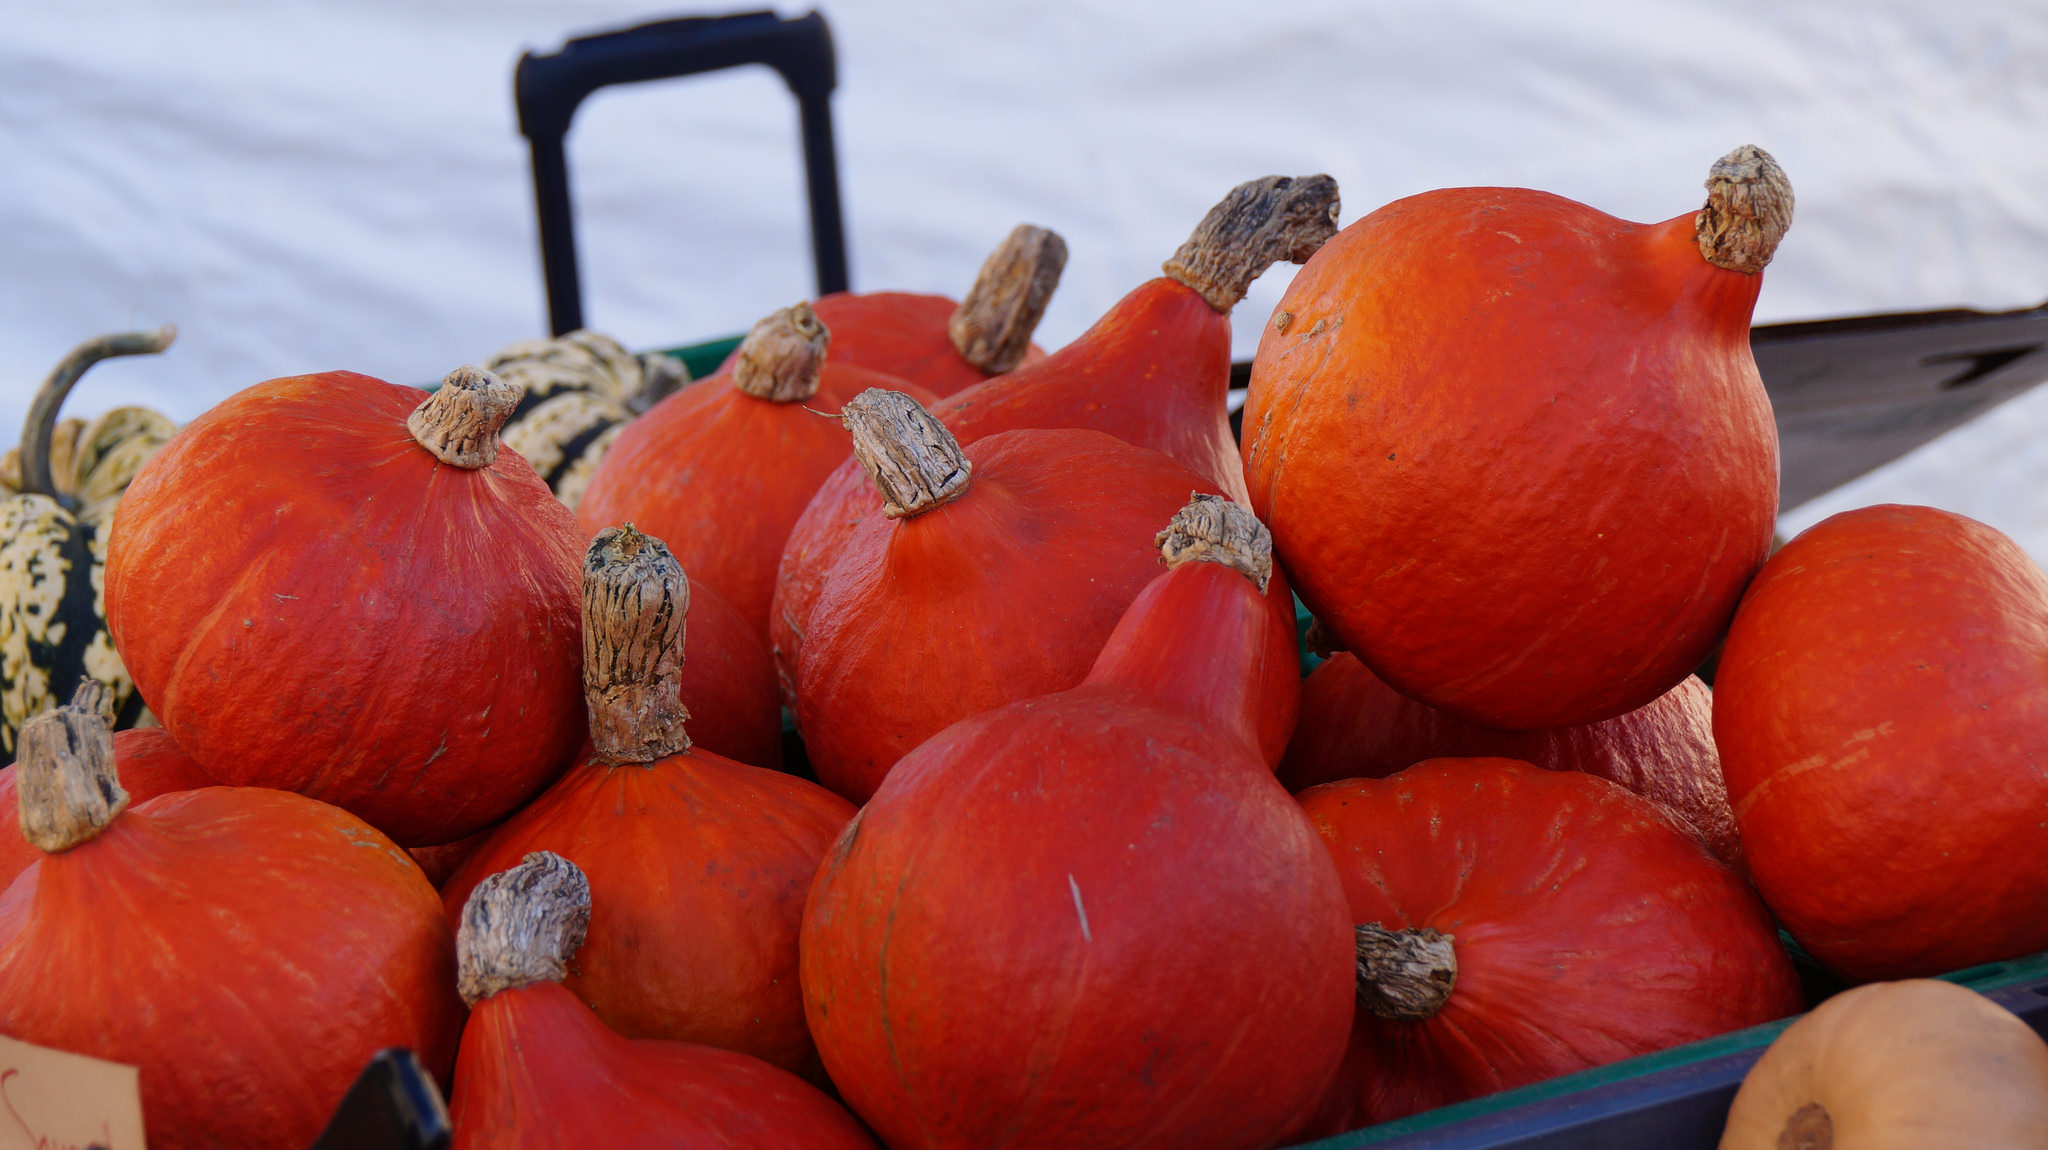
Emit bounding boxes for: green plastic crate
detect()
[652,336,742,384]
[1287,948,2048,1148]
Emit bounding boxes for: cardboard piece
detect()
[0,1034,145,1150]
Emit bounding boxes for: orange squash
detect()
[1714,504,2048,980]
[791,391,1224,802]
[106,367,586,846]
[1089,495,1302,769]
[724,224,1066,396]
[577,303,935,640]
[662,569,782,769]
[801,500,1350,1149]
[0,725,210,888]
[771,175,1339,707]
[451,852,878,1149]
[1297,757,1799,1134]
[443,527,853,1078]
[0,688,464,1150]
[1281,656,1739,869]
[1720,980,2048,1150]
[1244,148,1790,729]
[407,819,498,889]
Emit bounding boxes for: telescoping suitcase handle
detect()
[515,9,849,336]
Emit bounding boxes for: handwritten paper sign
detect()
[0,1034,145,1150]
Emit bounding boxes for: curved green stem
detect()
[21,325,176,501]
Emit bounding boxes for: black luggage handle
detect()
[516,10,849,336]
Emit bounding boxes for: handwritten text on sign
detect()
[0,1035,145,1150]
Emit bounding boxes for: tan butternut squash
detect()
[1720,979,2048,1149]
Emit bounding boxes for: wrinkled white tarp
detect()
[4,1,2046,552]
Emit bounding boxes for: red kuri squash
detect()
[792,390,1225,801]
[771,175,1340,704]
[408,819,499,889]
[451,851,878,1150]
[1280,655,1740,869]
[0,687,465,1150]
[1296,757,1801,1135]
[0,724,210,888]
[661,566,783,769]
[1713,504,2048,981]
[1244,147,1791,729]
[1093,493,1302,768]
[106,366,587,846]
[801,498,1352,1150]
[442,527,854,1078]
[728,223,1066,396]
[576,302,936,640]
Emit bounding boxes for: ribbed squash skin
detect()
[1714,505,2048,981]
[794,427,1222,802]
[0,402,178,754]
[1,403,180,522]
[802,554,1350,1150]
[501,389,630,512]
[0,495,136,752]
[105,371,586,846]
[442,746,854,1078]
[1281,660,1739,869]
[1244,190,1776,730]
[1297,759,1800,1135]
[772,277,1241,705]
[485,328,657,512]
[0,787,464,1150]
[576,363,933,641]
[453,980,877,1149]
[0,727,210,887]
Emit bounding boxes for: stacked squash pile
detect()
[1,148,2046,1150]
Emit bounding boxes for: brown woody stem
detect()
[410,365,522,468]
[1355,923,1458,1021]
[1696,145,1794,274]
[21,326,176,503]
[1163,175,1342,313]
[583,526,691,763]
[949,225,1069,374]
[456,850,592,1007]
[732,302,830,403]
[842,389,972,519]
[1156,493,1274,593]
[17,682,127,854]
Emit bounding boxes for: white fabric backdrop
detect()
[5,1,2046,551]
